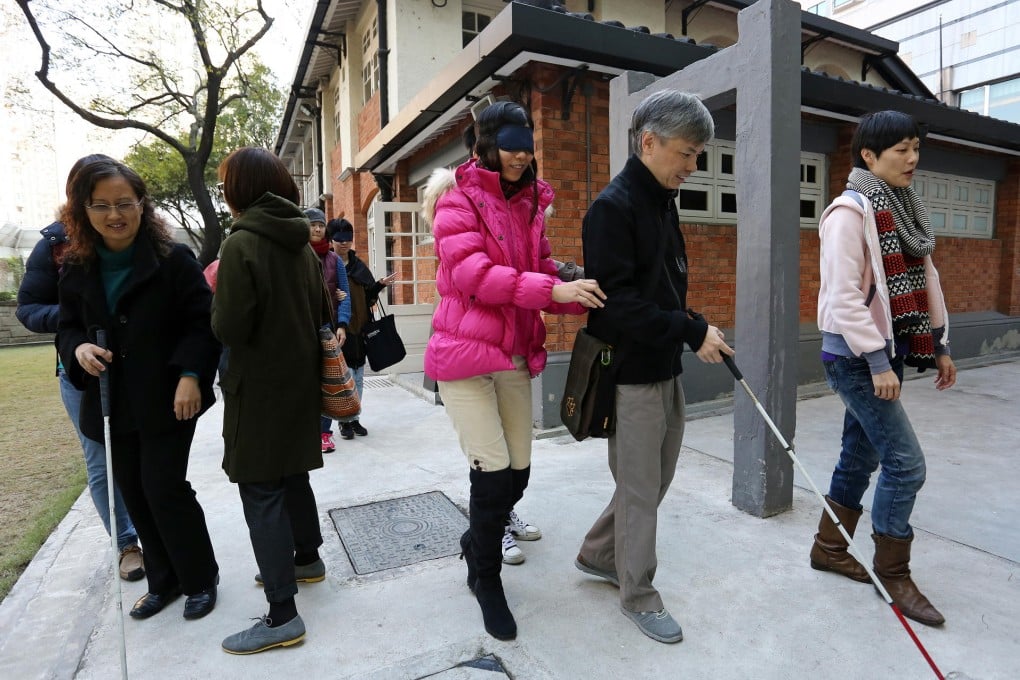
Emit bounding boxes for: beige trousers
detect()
[438,356,532,472]
[578,377,686,613]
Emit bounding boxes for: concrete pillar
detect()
[608,0,802,517]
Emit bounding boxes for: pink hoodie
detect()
[424,160,584,381]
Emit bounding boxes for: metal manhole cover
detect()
[329,491,467,574]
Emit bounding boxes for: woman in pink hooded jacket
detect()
[424,102,604,641]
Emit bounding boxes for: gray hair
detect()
[630,90,714,153]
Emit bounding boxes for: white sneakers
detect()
[501,510,541,565]
[507,510,542,540]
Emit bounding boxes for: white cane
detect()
[96,330,128,679]
[721,354,945,680]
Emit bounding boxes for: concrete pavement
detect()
[1,357,1018,679]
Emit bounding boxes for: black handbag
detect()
[362,299,406,371]
[560,327,618,441]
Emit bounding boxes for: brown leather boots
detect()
[872,533,945,626]
[810,496,871,582]
[810,496,945,626]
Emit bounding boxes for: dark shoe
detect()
[475,576,517,640]
[129,587,182,619]
[351,420,368,436]
[575,554,620,587]
[183,582,218,620]
[340,423,355,440]
[222,615,306,655]
[873,533,945,626]
[118,545,145,582]
[810,496,871,583]
[255,559,326,586]
[459,530,477,592]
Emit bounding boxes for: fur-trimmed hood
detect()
[420,165,554,230]
[421,167,457,228]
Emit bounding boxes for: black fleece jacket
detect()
[582,155,709,384]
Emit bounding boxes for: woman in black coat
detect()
[58,158,220,621]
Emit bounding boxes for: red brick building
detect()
[276,0,1020,423]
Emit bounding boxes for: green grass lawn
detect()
[0,344,86,601]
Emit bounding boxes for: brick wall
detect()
[328,61,1020,352]
[995,158,1020,315]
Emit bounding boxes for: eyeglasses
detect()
[84,201,143,215]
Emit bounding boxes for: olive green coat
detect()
[212,192,331,483]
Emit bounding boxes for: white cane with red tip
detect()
[721,354,945,680]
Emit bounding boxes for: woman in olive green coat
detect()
[212,147,336,655]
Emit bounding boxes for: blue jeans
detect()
[822,356,926,539]
[58,370,138,550]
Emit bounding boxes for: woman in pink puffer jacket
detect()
[423,101,604,641]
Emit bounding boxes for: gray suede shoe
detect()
[222,615,306,655]
[621,606,683,644]
[254,559,325,586]
[574,555,620,587]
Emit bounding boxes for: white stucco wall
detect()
[597,0,666,33]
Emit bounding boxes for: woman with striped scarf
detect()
[812,111,956,627]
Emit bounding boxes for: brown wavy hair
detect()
[61,159,173,264]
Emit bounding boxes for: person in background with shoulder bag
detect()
[575,90,733,645]
[305,208,351,453]
[327,217,395,440]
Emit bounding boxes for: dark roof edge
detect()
[355,3,717,172]
[801,71,1020,153]
[274,0,332,155]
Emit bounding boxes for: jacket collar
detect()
[623,155,679,205]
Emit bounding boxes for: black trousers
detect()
[239,473,322,603]
[110,422,218,595]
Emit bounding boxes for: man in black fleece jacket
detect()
[574,90,734,645]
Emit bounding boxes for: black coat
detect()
[212,192,330,484]
[339,250,384,369]
[57,230,220,442]
[582,155,709,384]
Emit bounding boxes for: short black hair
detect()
[851,111,925,169]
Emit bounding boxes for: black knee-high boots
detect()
[467,467,517,640]
[510,466,530,507]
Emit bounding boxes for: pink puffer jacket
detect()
[424,160,584,381]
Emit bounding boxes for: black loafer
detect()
[183,583,217,620]
[129,588,182,619]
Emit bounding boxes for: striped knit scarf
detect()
[847,167,937,370]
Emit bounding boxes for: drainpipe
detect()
[314,91,325,205]
[377,0,390,127]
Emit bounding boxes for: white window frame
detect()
[675,140,828,227]
[462,5,496,48]
[362,16,379,104]
[912,170,995,239]
[333,84,343,142]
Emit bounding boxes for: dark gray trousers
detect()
[579,377,685,612]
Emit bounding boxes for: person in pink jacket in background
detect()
[424,101,604,641]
